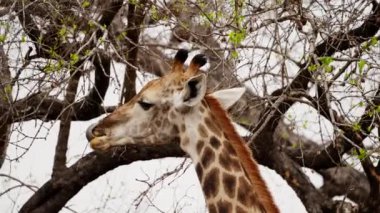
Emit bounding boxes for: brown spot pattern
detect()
[209,136,221,149]
[219,154,241,172]
[182,137,190,146]
[203,168,220,198]
[139,123,148,129]
[198,124,208,138]
[162,118,170,127]
[237,177,257,207]
[201,147,215,168]
[199,105,205,113]
[236,205,248,213]
[208,203,217,213]
[173,136,181,145]
[223,140,237,155]
[196,140,205,154]
[162,104,170,113]
[217,200,232,213]
[242,166,250,180]
[181,124,186,132]
[169,111,176,119]
[230,160,241,172]
[219,154,231,171]
[171,125,179,135]
[223,173,236,198]
[204,117,222,137]
[195,164,203,180]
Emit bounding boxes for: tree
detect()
[0,0,380,212]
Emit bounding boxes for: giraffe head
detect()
[86,49,245,151]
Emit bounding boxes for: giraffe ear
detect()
[210,87,246,110]
[179,74,207,107]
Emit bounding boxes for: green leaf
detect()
[307,64,318,72]
[231,50,239,59]
[319,56,333,66]
[205,12,216,22]
[49,48,59,58]
[357,148,367,160]
[58,26,67,41]
[82,0,91,8]
[0,34,6,43]
[367,110,374,117]
[302,120,308,129]
[21,34,26,43]
[348,78,357,86]
[3,84,12,94]
[358,59,366,73]
[129,0,138,5]
[376,105,380,113]
[70,53,79,65]
[324,65,333,73]
[57,60,65,69]
[43,62,54,73]
[228,30,246,46]
[362,41,370,50]
[88,20,95,28]
[1,84,11,101]
[150,5,159,21]
[352,122,361,132]
[370,36,378,46]
[84,49,91,56]
[116,31,127,41]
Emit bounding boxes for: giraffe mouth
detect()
[86,123,154,144]
[86,123,106,142]
[131,134,152,140]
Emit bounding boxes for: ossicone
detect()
[171,49,189,73]
[187,54,207,75]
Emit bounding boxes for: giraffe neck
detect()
[180,96,279,213]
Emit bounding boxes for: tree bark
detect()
[0,45,11,168]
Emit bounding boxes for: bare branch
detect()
[0,45,11,168]
[120,1,147,104]
[52,69,81,176]
[20,142,185,213]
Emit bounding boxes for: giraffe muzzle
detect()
[86,123,106,142]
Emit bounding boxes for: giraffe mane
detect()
[205,95,279,213]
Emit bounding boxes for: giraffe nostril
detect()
[93,128,106,137]
[86,123,105,142]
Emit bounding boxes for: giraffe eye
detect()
[138,101,154,111]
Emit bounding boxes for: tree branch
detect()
[247,2,380,212]
[287,86,380,170]
[20,142,185,213]
[255,0,380,137]
[52,68,81,176]
[0,45,11,168]
[120,1,147,104]
[315,1,380,56]
[0,52,112,123]
[320,167,370,205]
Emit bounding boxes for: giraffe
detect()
[86,49,279,213]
